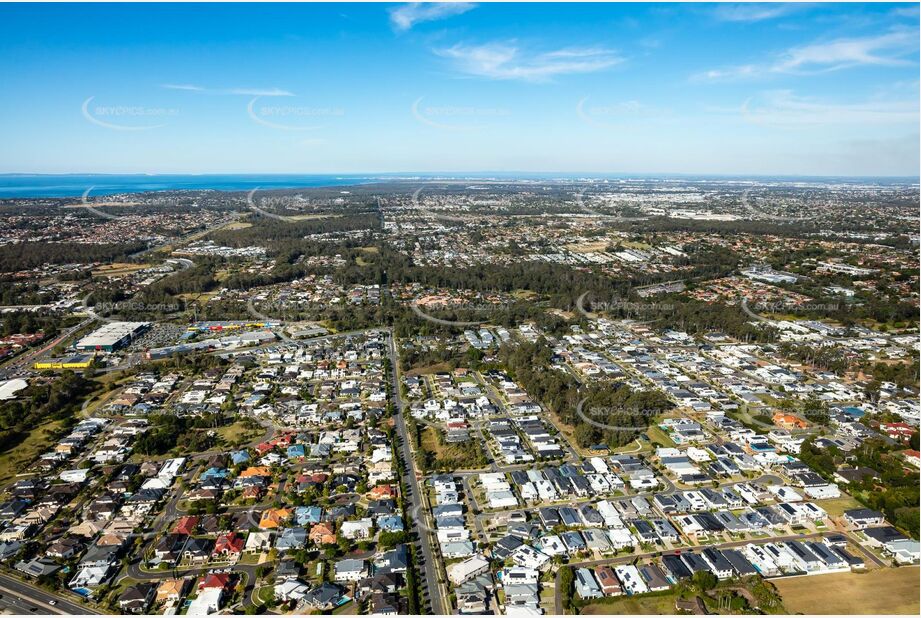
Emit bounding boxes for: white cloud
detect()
[697,29,918,80]
[437,43,622,82]
[161,83,205,92]
[739,90,919,125]
[774,30,917,72]
[712,3,807,23]
[225,88,295,97]
[698,65,760,81]
[576,97,673,129]
[389,2,476,31]
[162,84,294,96]
[891,5,920,19]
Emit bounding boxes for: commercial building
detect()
[33,353,95,370]
[75,321,150,352]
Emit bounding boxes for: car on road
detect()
[49,601,57,606]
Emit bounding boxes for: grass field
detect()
[254,585,275,605]
[612,437,645,454]
[178,291,221,303]
[216,420,264,447]
[546,407,648,458]
[772,567,920,615]
[92,262,151,277]
[420,426,462,460]
[405,362,452,376]
[647,425,676,447]
[579,591,679,614]
[565,240,609,253]
[0,419,64,485]
[511,289,538,300]
[419,425,486,470]
[223,221,253,230]
[815,493,864,517]
[546,408,590,457]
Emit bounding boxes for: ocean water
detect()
[1,173,915,198]
[0,172,598,198]
[0,174,382,198]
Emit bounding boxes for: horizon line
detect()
[1,171,918,180]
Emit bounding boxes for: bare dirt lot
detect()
[772,567,920,615]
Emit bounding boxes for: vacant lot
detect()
[420,426,462,461]
[773,567,920,615]
[405,362,452,377]
[178,291,221,303]
[580,591,679,615]
[546,408,588,457]
[511,289,537,300]
[815,493,864,517]
[92,262,151,277]
[647,425,676,447]
[419,425,486,471]
[565,240,609,253]
[216,420,264,447]
[0,419,64,485]
[223,221,253,230]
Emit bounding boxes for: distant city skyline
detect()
[0,2,918,176]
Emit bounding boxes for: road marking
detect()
[0,583,65,614]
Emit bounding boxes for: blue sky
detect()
[0,2,918,176]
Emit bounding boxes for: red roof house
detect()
[368,484,397,500]
[198,572,233,591]
[213,533,244,560]
[173,516,199,536]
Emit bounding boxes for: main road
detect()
[0,572,99,615]
[0,317,94,379]
[386,331,447,615]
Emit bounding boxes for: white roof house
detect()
[187,588,223,615]
[447,554,490,586]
